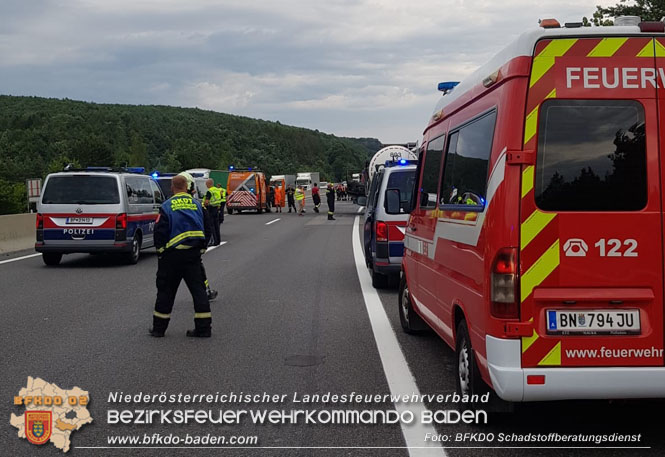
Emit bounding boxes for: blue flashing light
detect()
[229,165,235,170]
[250,188,255,193]
[126,167,146,173]
[151,171,159,179]
[399,159,407,165]
[248,167,253,171]
[437,81,460,94]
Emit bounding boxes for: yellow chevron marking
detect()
[587,37,628,57]
[637,40,665,57]
[524,107,539,146]
[521,166,534,198]
[530,39,577,87]
[522,329,539,354]
[656,40,665,57]
[523,88,556,145]
[521,211,556,250]
[637,41,654,57]
[521,239,560,303]
[538,341,562,366]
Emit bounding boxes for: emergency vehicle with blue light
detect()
[401,16,665,401]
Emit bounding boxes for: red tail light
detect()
[36,213,44,229]
[116,213,127,229]
[376,221,388,242]
[490,247,519,319]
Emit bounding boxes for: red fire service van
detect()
[400,16,665,402]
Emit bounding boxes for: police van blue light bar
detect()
[126,167,146,174]
[438,81,459,94]
[229,165,235,170]
[151,171,159,179]
[385,159,416,167]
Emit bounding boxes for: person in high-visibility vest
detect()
[274,185,283,213]
[151,174,211,338]
[204,179,222,246]
[217,184,227,224]
[295,186,306,216]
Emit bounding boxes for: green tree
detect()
[589,0,665,26]
[0,95,382,214]
[0,178,25,215]
[128,131,148,168]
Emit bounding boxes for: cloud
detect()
[1,0,620,142]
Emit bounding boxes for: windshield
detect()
[42,175,120,204]
[387,170,416,203]
[194,179,208,199]
[156,178,173,199]
[228,174,257,191]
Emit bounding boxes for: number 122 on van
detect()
[563,238,638,257]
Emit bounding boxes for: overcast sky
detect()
[1,0,619,143]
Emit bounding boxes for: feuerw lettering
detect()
[566,66,665,89]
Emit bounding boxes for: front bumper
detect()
[486,336,665,401]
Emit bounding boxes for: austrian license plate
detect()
[546,309,640,335]
[66,217,93,224]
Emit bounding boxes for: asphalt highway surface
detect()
[1,198,664,456]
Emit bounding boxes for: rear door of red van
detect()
[520,36,664,369]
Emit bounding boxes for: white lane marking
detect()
[205,241,227,253]
[0,253,41,265]
[357,206,364,213]
[352,216,445,457]
[265,218,281,225]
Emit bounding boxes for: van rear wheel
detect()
[125,235,141,265]
[455,320,486,401]
[399,276,427,333]
[42,253,62,266]
[370,268,388,288]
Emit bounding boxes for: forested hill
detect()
[0,95,383,214]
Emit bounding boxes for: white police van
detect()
[36,167,164,265]
[358,159,417,288]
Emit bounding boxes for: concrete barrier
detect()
[0,213,36,254]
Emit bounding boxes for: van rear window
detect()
[42,175,120,205]
[535,100,646,211]
[387,170,416,205]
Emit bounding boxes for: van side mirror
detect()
[385,188,401,214]
[356,196,367,206]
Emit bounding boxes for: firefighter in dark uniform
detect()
[204,179,222,246]
[179,172,218,301]
[286,185,296,213]
[326,183,336,220]
[150,175,212,338]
